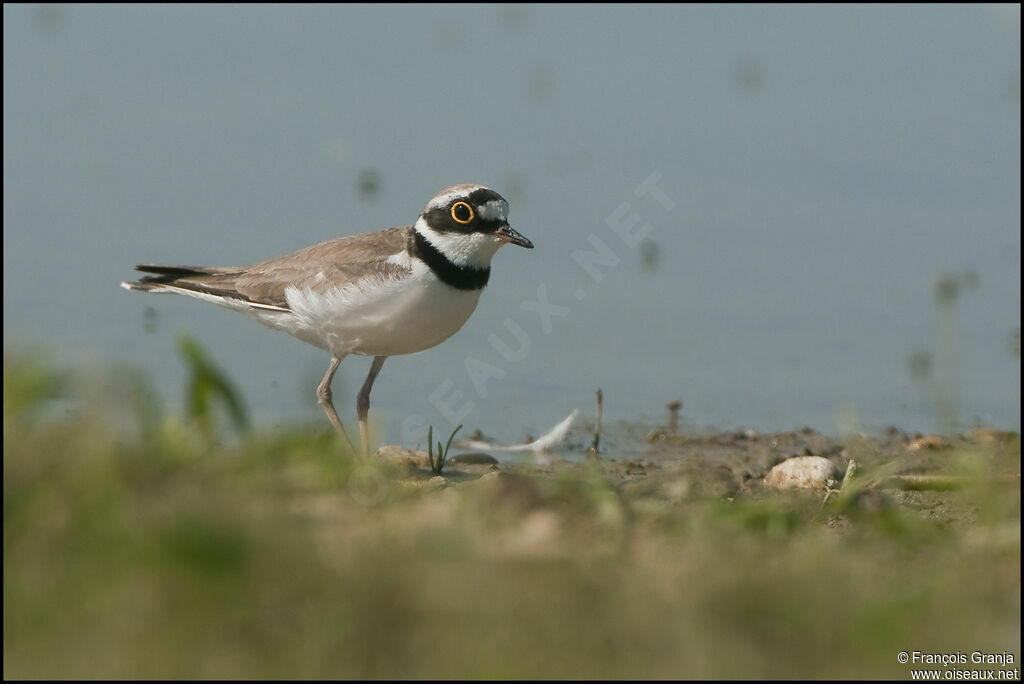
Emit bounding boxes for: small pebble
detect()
[906,435,946,451]
[765,456,839,491]
[449,452,499,465]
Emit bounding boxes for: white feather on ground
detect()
[454,410,579,453]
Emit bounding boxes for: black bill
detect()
[495,223,534,248]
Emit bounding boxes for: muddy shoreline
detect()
[383,425,1021,530]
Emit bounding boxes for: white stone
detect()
[764,456,840,491]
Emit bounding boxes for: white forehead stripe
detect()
[428,185,489,210]
[477,199,508,222]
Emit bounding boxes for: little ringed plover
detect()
[121,184,533,457]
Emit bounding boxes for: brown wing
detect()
[127,226,414,310]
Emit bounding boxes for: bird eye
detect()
[450,201,474,224]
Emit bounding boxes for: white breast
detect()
[258,257,484,357]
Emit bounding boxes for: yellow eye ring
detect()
[450,201,474,224]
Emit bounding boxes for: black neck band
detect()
[411,230,490,291]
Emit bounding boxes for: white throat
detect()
[414,216,504,269]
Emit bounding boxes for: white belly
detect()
[256,260,483,357]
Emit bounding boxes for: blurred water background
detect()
[4,4,1020,443]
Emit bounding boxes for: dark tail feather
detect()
[121,264,224,292]
[133,263,228,281]
[120,265,286,312]
[121,279,157,292]
[126,264,244,287]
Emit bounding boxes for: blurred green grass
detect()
[4,351,1020,678]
